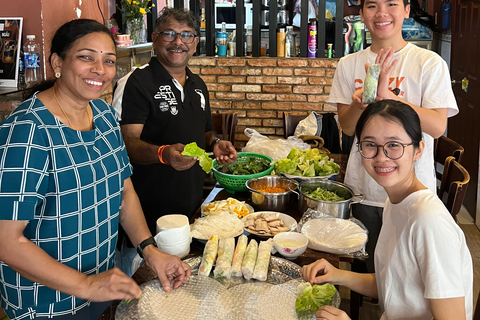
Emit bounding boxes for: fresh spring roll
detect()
[241,239,258,280]
[198,235,219,276]
[230,235,248,277]
[252,239,274,281]
[362,64,380,104]
[214,237,235,278]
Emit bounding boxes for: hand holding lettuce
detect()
[273,147,340,177]
[295,282,336,318]
[181,142,213,173]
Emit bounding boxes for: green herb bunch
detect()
[117,0,155,23]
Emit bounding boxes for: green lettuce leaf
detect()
[181,142,213,173]
[295,283,336,318]
[273,147,340,177]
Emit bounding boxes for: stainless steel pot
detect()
[290,179,363,219]
[246,176,298,212]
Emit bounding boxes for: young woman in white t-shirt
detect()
[301,100,473,320]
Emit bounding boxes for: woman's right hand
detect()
[316,305,351,320]
[301,258,341,285]
[82,268,142,302]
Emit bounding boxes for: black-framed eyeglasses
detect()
[357,141,414,160]
[157,30,197,44]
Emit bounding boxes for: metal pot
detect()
[291,179,363,219]
[246,176,298,212]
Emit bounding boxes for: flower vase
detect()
[126,17,147,45]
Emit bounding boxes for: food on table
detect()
[198,235,219,276]
[201,197,253,219]
[362,63,380,104]
[295,282,336,318]
[218,157,271,175]
[303,186,345,202]
[230,235,248,277]
[244,212,291,236]
[252,239,274,281]
[181,142,213,173]
[190,212,244,240]
[254,186,287,193]
[214,237,235,279]
[241,239,258,280]
[273,147,340,177]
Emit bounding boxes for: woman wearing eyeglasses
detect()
[301,100,473,320]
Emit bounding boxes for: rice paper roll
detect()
[241,239,258,280]
[362,64,380,104]
[252,239,274,281]
[198,235,218,276]
[230,235,248,277]
[214,237,235,278]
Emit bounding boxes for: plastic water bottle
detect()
[285,26,294,57]
[24,35,42,86]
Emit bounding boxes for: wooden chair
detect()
[437,156,470,222]
[434,135,464,191]
[283,112,306,139]
[474,290,480,320]
[211,112,238,144]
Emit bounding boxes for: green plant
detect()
[117,0,155,23]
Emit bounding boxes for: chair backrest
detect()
[211,112,238,144]
[438,156,470,222]
[474,290,480,320]
[283,112,306,139]
[434,135,464,185]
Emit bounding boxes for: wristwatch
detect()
[209,138,221,152]
[137,236,157,259]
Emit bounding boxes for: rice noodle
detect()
[191,213,244,240]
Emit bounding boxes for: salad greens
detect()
[304,187,345,202]
[182,142,213,174]
[295,283,336,318]
[222,157,270,175]
[273,147,340,177]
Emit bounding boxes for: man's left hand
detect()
[213,140,237,165]
[143,247,191,292]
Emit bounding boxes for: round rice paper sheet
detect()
[301,218,368,255]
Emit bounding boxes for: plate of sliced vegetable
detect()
[242,211,297,238]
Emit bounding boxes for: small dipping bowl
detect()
[273,232,308,260]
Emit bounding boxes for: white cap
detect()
[27,35,35,40]
[287,26,293,31]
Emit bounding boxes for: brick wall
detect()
[188,57,338,149]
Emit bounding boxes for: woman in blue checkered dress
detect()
[0,19,191,320]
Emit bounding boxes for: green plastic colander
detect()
[212,152,274,193]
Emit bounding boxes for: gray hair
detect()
[155,7,198,34]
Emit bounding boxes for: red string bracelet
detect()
[157,145,170,165]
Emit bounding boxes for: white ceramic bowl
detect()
[273,232,308,260]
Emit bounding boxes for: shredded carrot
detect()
[257,186,287,193]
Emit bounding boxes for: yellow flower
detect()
[152,3,155,7]
[127,0,131,3]
[139,8,146,14]
[133,1,139,4]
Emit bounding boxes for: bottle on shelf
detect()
[24,35,42,86]
[18,49,25,88]
[246,25,253,56]
[277,28,286,57]
[307,19,318,58]
[200,8,206,29]
[216,22,229,57]
[285,26,294,57]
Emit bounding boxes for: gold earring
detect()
[55,72,61,78]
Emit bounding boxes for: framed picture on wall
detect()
[0,18,23,87]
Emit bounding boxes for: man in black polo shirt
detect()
[113,8,237,273]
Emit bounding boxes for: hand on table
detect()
[163,143,197,171]
[315,305,351,320]
[82,267,142,302]
[301,258,342,285]
[213,140,237,165]
[144,247,192,292]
